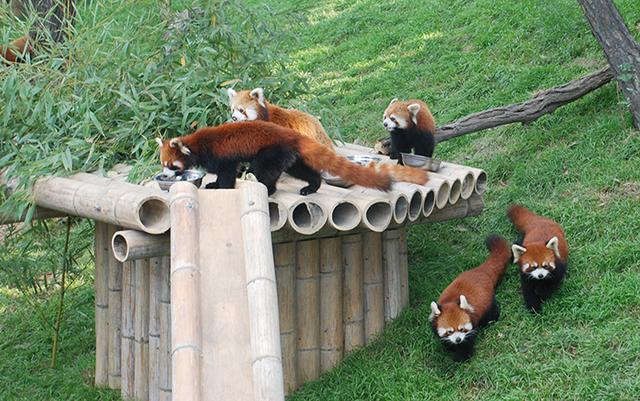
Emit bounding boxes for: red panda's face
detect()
[512,237,560,280]
[228,88,265,122]
[156,138,192,176]
[430,296,475,345]
[382,99,420,132]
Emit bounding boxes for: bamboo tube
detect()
[296,239,321,384]
[363,232,384,343]
[149,257,162,401]
[169,182,201,401]
[273,242,297,395]
[398,229,410,310]
[239,183,285,401]
[391,192,409,224]
[392,183,425,222]
[423,177,451,210]
[134,259,150,401]
[319,237,343,372]
[112,230,170,262]
[121,260,136,400]
[271,191,328,235]
[268,198,288,232]
[429,172,463,205]
[467,193,485,215]
[33,177,170,234]
[424,198,470,223]
[107,225,122,390]
[422,187,436,217]
[383,230,402,322]
[94,222,109,388]
[439,162,487,195]
[342,234,365,354]
[433,164,475,200]
[159,256,172,401]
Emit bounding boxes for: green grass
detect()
[2,0,640,400]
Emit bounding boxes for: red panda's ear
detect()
[250,87,266,107]
[429,301,441,321]
[227,88,237,102]
[169,138,191,155]
[546,236,561,259]
[512,244,527,263]
[155,137,163,148]
[407,103,421,125]
[459,295,475,313]
[388,98,398,107]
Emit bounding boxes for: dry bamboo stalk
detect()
[424,176,451,209]
[148,257,162,401]
[295,239,321,384]
[169,182,201,401]
[429,172,463,205]
[319,237,343,372]
[342,234,365,354]
[159,256,172,401]
[440,162,487,195]
[121,260,136,399]
[363,232,384,342]
[383,231,402,322]
[273,242,297,395]
[94,222,109,387]
[422,188,436,217]
[134,259,150,401]
[398,229,410,310]
[239,183,285,401]
[433,164,475,200]
[392,183,425,222]
[390,192,409,224]
[107,225,122,390]
[112,230,170,262]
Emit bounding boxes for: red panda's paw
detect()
[205,182,220,189]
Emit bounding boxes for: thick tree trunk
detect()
[578,0,640,129]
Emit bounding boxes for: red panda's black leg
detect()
[286,160,322,196]
[389,132,412,165]
[253,146,298,195]
[450,338,475,362]
[479,297,500,326]
[205,161,239,190]
[521,275,542,313]
[414,131,436,158]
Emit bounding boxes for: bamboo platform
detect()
[4,144,486,401]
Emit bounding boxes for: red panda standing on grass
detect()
[157,121,428,196]
[429,235,511,361]
[382,98,437,164]
[507,204,568,313]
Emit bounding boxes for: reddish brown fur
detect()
[0,36,32,63]
[383,99,436,134]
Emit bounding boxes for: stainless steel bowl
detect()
[400,153,441,172]
[346,154,383,166]
[153,169,205,191]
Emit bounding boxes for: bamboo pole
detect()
[107,225,122,389]
[273,242,297,395]
[134,259,150,401]
[121,260,136,399]
[295,239,320,384]
[319,237,343,372]
[398,229,410,310]
[268,198,288,232]
[159,256,172,401]
[169,182,202,401]
[390,192,409,224]
[422,188,436,217]
[342,234,365,354]
[392,183,425,222]
[112,230,170,262]
[239,183,285,401]
[429,173,463,205]
[271,191,328,235]
[383,230,402,322]
[433,164,475,200]
[440,162,487,195]
[148,257,162,401]
[363,232,384,342]
[94,222,109,387]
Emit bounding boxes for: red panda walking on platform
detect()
[157,121,428,196]
[507,204,568,313]
[429,235,511,361]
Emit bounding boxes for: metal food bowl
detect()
[153,169,205,191]
[346,154,383,166]
[400,153,441,172]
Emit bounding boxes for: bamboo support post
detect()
[121,260,136,399]
[134,259,150,401]
[295,239,321,383]
[363,232,384,342]
[398,229,409,310]
[319,237,343,373]
[94,222,109,387]
[383,230,402,322]
[112,230,170,262]
[107,225,122,389]
[342,234,365,354]
[240,183,285,401]
[169,182,201,401]
[159,256,172,401]
[273,242,297,395]
[148,257,162,401]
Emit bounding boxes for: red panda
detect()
[228,88,334,149]
[0,35,32,63]
[429,235,511,361]
[507,204,568,313]
[382,98,437,164]
[156,121,428,196]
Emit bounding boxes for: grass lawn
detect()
[1,0,640,400]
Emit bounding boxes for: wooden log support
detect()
[158,256,172,401]
[342,234,365,354]
[121,260,136,399]
[239,183,285,401]
[134,258,150,401]
[363,232,384,342]
[319,237,343,373]
[169,182,202,401]
[295,239,321,383]
[398,229,409,310]
[273,242,297,395]
[107,225,122,389]
[94,222,109,387]
[383,230,402,322]
[148,257,162,401]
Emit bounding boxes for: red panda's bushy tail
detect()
[507,204,538,232]
[482,234,511,284]
[368,163,429,186]
[1,36,31,63]
[298,137,392,191]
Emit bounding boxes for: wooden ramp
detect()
[170,181,284,401]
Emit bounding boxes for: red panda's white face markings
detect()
[383,98,414,131]
[430,297,475,344]
[228,88,262,122]
[158,138,191,176]
[512,240,559,280]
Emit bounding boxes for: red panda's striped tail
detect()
[368,163,429,186]
[482,234,511,284]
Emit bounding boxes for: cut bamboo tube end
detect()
[268,199,288,232]
[112,230,170,262]
[422,188,436,217]
[475,170,488,194]
[392,193,409,224]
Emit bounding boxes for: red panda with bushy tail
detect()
[157,121,428,196]
[507,204,568,313]
[429,235,511,361]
